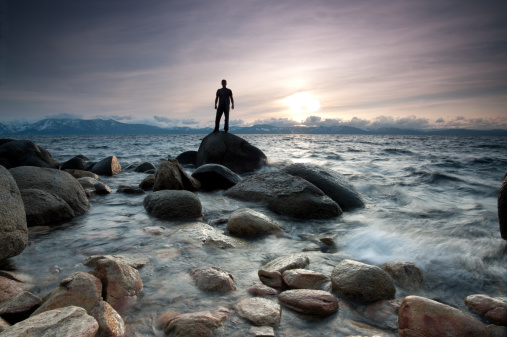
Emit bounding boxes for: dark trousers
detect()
[214,105,230,132]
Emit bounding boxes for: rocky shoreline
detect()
[0,133,506,336]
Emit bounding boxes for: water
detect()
[4,134,507,336]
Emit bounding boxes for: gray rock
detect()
[225,172,342,219]
[0,317,9,333]
[280,163,365,211]
[61,156,88,171]
[278,289,339,315]
[191,164,241,190]
[163,308,229,337]
[139,174,156,190]
[176,151,197,166]
[0,291,41,315]
[196,132,267,174]
[90,156,122,176]
[168,222,244,249]
[227,208,282,236]
[153,159,201,192]
[117,184,145,194]
[236,297,281,326]
[1,306,98,337]
[0,140,58,169]
[89,300,125,337]
[258,254,310,288]
[64,169,98,179]
[499,172,507,240]
[20,188,75,226]
[382,261,423,290]
[84,254,149,269]
[144,190,202,219]
[0,165,28,260]
[134,162,156,173]
[282,269,332,291]
[190,266,236,293]
[78,177,112,196]
[331,259,395,302]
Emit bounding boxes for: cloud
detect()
[45,113,82,119]
[252,117,300,127]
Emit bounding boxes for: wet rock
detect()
[157,311,180,329]
[382,261,423,290]
[280,163,365,211]
[0,317,9,332]
[225,172,342,219]
[0,275,25,303]
[10,166,90,216]
[153,159,201,192]
[227,208,282,236]
[1,306,98,337]
[191,164,241,191]
[258,254,310,288]
[465,294,507,326]
[135,162,156,173]
[90,258,143,311]
[282,269,331,291]
[64,169,98,179]
[77,177,112,195]
[139,174,155,190]
[163,308,229,337]
[20,188,75,226]
[249,326,275,337]
[144,190,202,219]
[331,259,395,303]
[319,235,337,248]
[196,132,267,174]
[89,300,126,337]
[176,151,197,166]
[278,289,339,315]
[362,299,401,331]
[31,271,102,316]
[499,172,507,240]
[190,266,236,293]
[0,165,28,260]
[142,226,165,236]
[61,156,88,171]
[117,184,145,194]
[90,155,122,176]
[488,324,507,337]
[0,140,58,169]
[0,291,41,316]
[236,297,281,326]
[398,295,489,337]
[84,254,149,269]
[169,222,244,249]
[247,284,279,297]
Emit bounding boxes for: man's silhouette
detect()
[214,79,234,133]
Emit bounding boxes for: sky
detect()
[1,0,506,130]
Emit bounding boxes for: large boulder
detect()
[191,164,241,191]
[190,266,236,293]
[224,172,342,219]
[464,294,507,326]
[163,308,228,337]
[236,297,281,326]
[0,140,58,169]
[227,208,282,236]
[196,132,267,174]
[144,190,202,219]
[398,295,489,337]
[499,172,507,240]
[0,166,28,260]
[60,156,88,171]
[278,289,339,316]
[258,254,310,288]
[1,306,98,337]
[331,259,395,303]
[19,189,75,226]
[176,151,197,166]
[90,156,122,176]
[280,163,365,211]
[10,166,90,222]
[153,159,200,192]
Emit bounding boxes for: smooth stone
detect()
[139,174,155,190]
[382,261,424,290]
[278,289,339,315]
[168,222,244,249]
[84,254,149,269]
[258,254,309,288]
[282,269,332,291]
[20,188,75,226]
[464,294,507,326]
[144,190,202,219]
[89,300,126,337]
[153,159,200,192]
[499,172,507,239]
[135,162,156,173]
[191,163,241,190]
[64,169,98,179]
[227,208,282,236]
[236,297,281,326]
[247,284,280,297]
[163,308,229,337]
[61,156,88,171]
[0,276,26,304]
[90,155,122,176]
[190,266,236,293]
[0,291,41,315]
[0,140,58,169]
[176,151,197,166]
[116,184,145,194]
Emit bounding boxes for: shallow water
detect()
[4,134,507,336]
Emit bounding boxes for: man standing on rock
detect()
[214,79,234,133]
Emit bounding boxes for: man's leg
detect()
[214,108,224,132]
[224,107,230,132]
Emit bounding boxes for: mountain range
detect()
[1,118,506,136]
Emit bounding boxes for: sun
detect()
[285,92,320,119]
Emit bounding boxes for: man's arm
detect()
[215,92,219,109]
[230,91,234,109]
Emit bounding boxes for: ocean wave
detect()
[409,170,464,184]
[382,148,414,155]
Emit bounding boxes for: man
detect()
[214,79,234,133]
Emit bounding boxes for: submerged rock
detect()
[117,184,145,194]
[0,140,58,169]
[382,261,423,290]
[191,164,241,190]
[163,308,229,337]
[499,172,507,240]
[190,266,236,293]
[144,190,202,219]
[168,222,244,249]
[258,254,310,288]
[90,156,122,176]
[225,172,342,219]
[135,162,156,173]
[464,294,507,326]
[278,289,339,316]
[227,208,282,236]
[153,159,200,192]
[236,297,281,326]
[84,254,149,269]
[139,174,156,190]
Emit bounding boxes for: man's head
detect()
[221,79,227,87]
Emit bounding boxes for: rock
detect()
[0,291,41,316]
[227,208,282,236]
[31,272,102,316]
[247,284,280,297]
[117,184,145,194]
[10,166,90,216]
[190,266,236,293]
[77,177,112,195]
[278,289,339,315]
[168,222,244,249]
[282,269,332,291]
[157,311,180,329]
[362,299,401,331]
[191,164,241,191]
[398,295,490,337]
[135,162,156,173]
[0,276,25,303]
[258,254,310,288]
[84,254,149,269]
[0,317,9,332]
[236,297,281,326]
[0,165,28,260]
[249,326,275,337]
[0,140,58,169]
[142,226,165,236]
[488,325,507,337]
[153,159,200,192]
[64,169,98,179]
[196,132,267,174]
[144,190,202,219]
[331,259,395,302]
[20,188,76,226]
[465,294,507,326]
[89,300,125,337]
[224,172,342,219]
[61,156,88,171]
[1,306,98,337]
[176,151,197,166]
[90,156,122,176]
[499,173,507,240]
[280,163,365,211]
[382,261,424,290]
[163,308,229,337]
[90,258,143,311]
[139,174,156,190]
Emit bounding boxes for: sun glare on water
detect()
[285,92,320,120]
